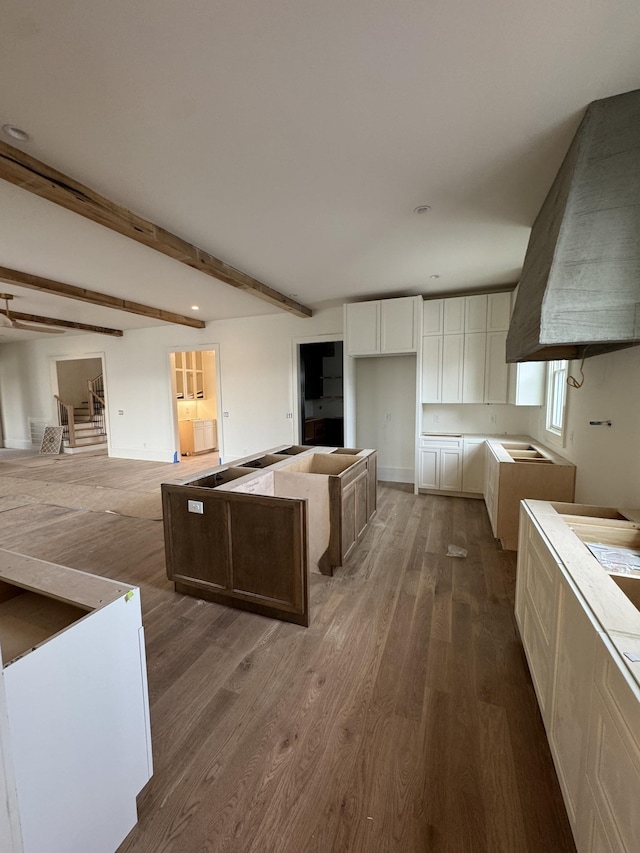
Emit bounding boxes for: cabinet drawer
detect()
[420,436,462,450]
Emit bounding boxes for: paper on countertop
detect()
[586,542,640,575]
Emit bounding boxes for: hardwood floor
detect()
[0,450,576,852]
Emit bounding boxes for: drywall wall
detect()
[528,345,640,506]
[355,356,416,482]
[56,357,102,408]
[0,306,343,462]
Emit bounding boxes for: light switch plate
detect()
[188,500,204,514]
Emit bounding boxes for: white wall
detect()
[57,357,102,408]
[421,403,532,436]
[355,356,416,482]
[528,346,640,507]
[0,306,343,463]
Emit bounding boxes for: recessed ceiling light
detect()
[429,274,440,279]
[2,124,30,142]
[413,205,431,215]
[191,305,199,311]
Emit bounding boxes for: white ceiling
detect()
[1,0,640,340]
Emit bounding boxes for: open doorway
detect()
[298,341,344,446]
[54,356,107,453]
[170,349,220,459]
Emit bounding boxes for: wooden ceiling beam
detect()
[0,141,313,319]
[1,310,123,337]
[0,266,206,329]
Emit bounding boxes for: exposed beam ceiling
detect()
[0,140,312,320]
[0,266,206,329]
[0,309,123,337]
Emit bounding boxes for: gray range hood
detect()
[507,89,640,363]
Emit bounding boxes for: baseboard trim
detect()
[378,466,414,484]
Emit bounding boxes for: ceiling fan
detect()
[0,293,65,334]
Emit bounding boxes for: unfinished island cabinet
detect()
[0,549,153,853]
[162,446,377,626]
[484,438,576,550]
[515,500,640,853]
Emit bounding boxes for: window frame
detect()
[545,359,568,442]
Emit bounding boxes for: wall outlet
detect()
[188,500,204,514]
[490,414,497,423]
[223,411,229,418]
[433,414,440,423]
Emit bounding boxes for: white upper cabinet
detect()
[422,299,444,335]
[508,361,546,406]
[345,297,419,356]
[464,294,487,333]
[484,331,509,403]
[441,334,464,403]
[345,301,380,355]
[421,335,442,403]
[487,291,512,331]
[380,297,419,353]
[462,332,487,403]
[443,297,465,334]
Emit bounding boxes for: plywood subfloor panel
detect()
[0,452,576,853]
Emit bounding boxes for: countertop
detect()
[524,499,640,690]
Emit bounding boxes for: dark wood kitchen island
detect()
[161,445,377,625]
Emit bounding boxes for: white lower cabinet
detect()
[461,438,486,494]
[0,552,153,853]
[517,501,640,853]
[418,436,462,491]
[580,637,640,853]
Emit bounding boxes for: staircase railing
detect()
[55,395,76,447]
[87,373,106,437]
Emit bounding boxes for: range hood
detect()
[507,89,640,362]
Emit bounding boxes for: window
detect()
[546,359,568,437]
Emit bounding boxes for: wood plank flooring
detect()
[0,449,576,852]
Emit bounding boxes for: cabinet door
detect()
[193,421,206,453]
[443,297,465,333]
[419,448,439,489]
[423,299,443,335]
[421,335,442,403]
[519,519,560,724]
[583,638,640,853]
[440,449,462,491]
[380,297,417,353]
[179,420,195,455]
[484,447,500,535]
[462,332,486,403]
[549,574,598,831]
[462,439,486,494]
[484,331,508,403]
[345,302,380,356]
[464,294,487,332]
[441,334,464,403]
[487,292,512,331]
[202,420,215,450]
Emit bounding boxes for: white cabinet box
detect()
[516,500,640,853]
[421,292,512,405]
[0,549,153,853]
[345,297,419,356]
[418,436,462,491]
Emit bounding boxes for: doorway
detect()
[298,341,344,446]
[53,355,108,452]
[170,349,220,459]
